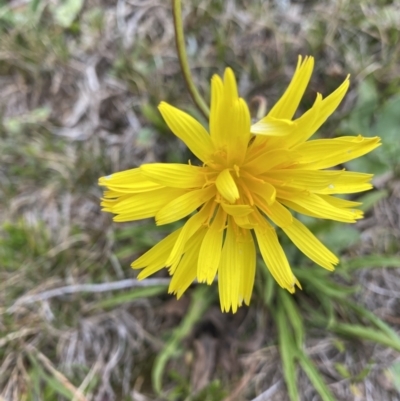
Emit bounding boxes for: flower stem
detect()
[172,0,210,119]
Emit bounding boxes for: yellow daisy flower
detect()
[99,56,380,313]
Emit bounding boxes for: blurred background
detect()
[1,0,400,400]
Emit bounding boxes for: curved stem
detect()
[172,0,210,119]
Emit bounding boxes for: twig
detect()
[8,278,171,312]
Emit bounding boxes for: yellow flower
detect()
[99,56,380,313]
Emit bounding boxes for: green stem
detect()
[172,0,210,119]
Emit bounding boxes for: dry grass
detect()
[1,0,400,400]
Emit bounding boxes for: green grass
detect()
[1,0,400,400]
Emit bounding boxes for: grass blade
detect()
[275,306,299,401]
[341,255,400,270]
[152,285,214,394]
[297,352,336,401]
[343,300,400,343]
[93,285,167,309]
[278,290,304,349]
[331,323,400,352]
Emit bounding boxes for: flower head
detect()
[99,56,380,313]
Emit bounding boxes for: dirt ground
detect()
[1,0,400,400]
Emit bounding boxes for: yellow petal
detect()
[209,74,224,149]
[282,218,338,271]
[103,190,123,198]
[158,102,213,162]
[226,97,251,165]
[254,219,295,290]
[245,133,269,160]
[215,169,239,204]
[220,202,253,217]
[133,228,182,278]
[310,76,350,138]
[233,215,257,230]
[290,76,350,146]
[243,149,297,175]
[278,191,363,223]
[168,229,206,299]
[105,188,186,222]
[156,185,215,225]
[166,201,213,267]
[218,226,256,309]
[239,229,256,306]
[267,56,314,120]
[264,169,342,191]
[140,163,206,188]
[294,277,302,290]
[224,67,239,99]
[251,116,296,136]
[245,179,276,205]
[316,172,373,194]
[218,219,241,313]
[210,68,251,166]
[197,207,226,284]
[255,198,293,228]
[295,136,381,169]
[100,194,129,211]
[319,195,362,209]
[282,93,323,148]
[99,169,163,193]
